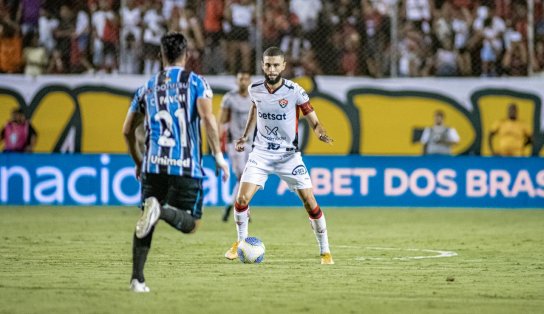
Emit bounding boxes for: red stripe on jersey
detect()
[298,102,314,115]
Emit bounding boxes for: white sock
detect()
[310,214,330,255]
[234,206,249,242]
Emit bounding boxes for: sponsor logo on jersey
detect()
[265,126,279,135]
[279,98,288,108]
[145,82,188,94]
[150,155,191,167]
[258,111,287,120]
[291,165,307,175]
[261,134,286,141]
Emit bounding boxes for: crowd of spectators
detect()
[1,0,543,77]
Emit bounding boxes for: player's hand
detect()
[319,133,334,144]
[235,136,248,152]
[214,153,230,181]
[134,164,142,181]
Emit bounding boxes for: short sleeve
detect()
[448,128,460,143]
[420,127,430,144]
[247,85,256,104]
[294,84,310,106]
[129,86,145,114]
[220,92,231,109]
[194,74,213,100]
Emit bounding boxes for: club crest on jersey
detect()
[278,98,288,108]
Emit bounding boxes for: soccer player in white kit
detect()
[218,71,253,221]
[224,47,334,264]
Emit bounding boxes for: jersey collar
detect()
[265,78,284,94]
[164,66,185,71]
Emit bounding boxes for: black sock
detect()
[131,227,154,283]
[160,205,196,233]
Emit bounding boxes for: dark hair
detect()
[160,32,187,64]
[236,70,251,76]
[262,47,285,59]
[435,110,445,117]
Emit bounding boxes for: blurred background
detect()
[0,0,542,77]
[0,0,542,208]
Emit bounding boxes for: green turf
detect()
[0,206,543,314]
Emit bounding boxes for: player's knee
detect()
[180,218,196,234]
[185,219,200,234]
[236,194,250,207]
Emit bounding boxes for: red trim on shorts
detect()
[234,202,249,212]
[298,101,314,115]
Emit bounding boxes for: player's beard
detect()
[264,73,282,85]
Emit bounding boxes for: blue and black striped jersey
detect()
[129,66,213,179]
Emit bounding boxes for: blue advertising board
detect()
[0,154,542,208]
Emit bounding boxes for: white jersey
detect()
[221,90,253,143]
[248,78,311,153]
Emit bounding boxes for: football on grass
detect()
[237,237,265,264]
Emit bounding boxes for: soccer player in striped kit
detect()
[123,32,229,292]
[224,47,335,264]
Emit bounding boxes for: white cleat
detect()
[129,279,150,293]
[135,197,161,239]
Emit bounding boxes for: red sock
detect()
[234,202,248,212]
[308,205,322,219]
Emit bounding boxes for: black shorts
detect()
[140,173,204,219]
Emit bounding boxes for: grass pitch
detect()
[0,206,543,314]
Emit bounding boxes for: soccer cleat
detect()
[129,279,150,293]
[135,197,161,239]
[222,204,233,222]
[320,252,335,265]
[224,241,239,260]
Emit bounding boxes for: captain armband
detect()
[298,102,314,115]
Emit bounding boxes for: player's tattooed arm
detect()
[122,111,145,179]
[198,97,230,181]
[236,102,257,152]
[304,111,334,144]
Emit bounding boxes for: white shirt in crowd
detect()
[143,9,165,45]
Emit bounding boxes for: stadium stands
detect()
[1,0,542,77]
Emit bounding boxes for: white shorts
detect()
[227,142,250,178]
[240,149,312,191]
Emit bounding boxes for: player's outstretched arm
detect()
[197,97,230,181]
[235,103,257,152]
[304,111,334,144]
[122,111,144,179]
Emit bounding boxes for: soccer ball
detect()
[237,237,265,264]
